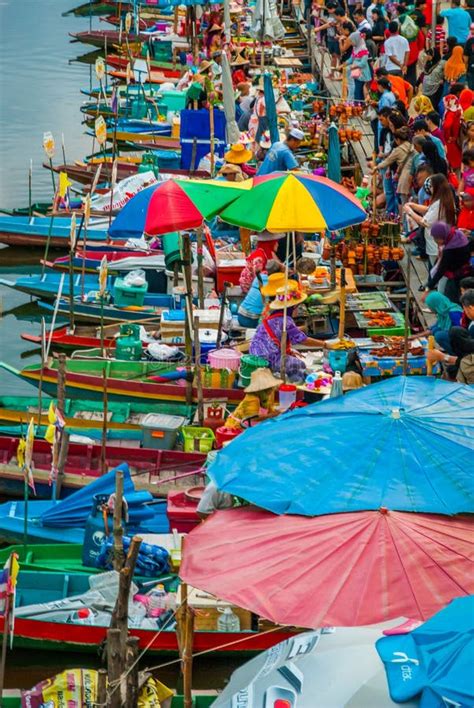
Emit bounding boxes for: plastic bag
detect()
[400,15,419,40]
[124,268,146,287]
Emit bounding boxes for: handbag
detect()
[350,67,362,79]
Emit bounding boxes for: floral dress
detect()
[249,313,307,382]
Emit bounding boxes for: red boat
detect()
[0,436,206,499]
[0,614,295,657]
[70,29,148,48]
[47,163,208,187]
[106,53,182,79]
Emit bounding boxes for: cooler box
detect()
[159,90,186,112]
[216,253,246,291]
[167,490,201,532]
[160,309,186,343]
[154,150,180,170]
[114,278,148,307]
[141,413,187,450]
[180,108,226,170]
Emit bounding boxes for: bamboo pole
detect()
[216,281,229,350]
[28,159,33,218]
[209,107,215,177]
[57,353,67,416]
[426,334,435,376]
[54,430,69,501]
[280,233,291,382]
[182,234,194,407]
[338,268,347,340]
[179,580,194,708]
[196,228,205,309]
[194,316,204,426]
[101,367,109,476]
[402,256,411,376]
[112,467,124,570]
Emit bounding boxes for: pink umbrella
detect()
[180,508,473,628]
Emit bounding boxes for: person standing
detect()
[383,21,410,77]
[256,128,304,176]
[439,0,471,44]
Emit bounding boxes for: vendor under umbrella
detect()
[224,367,281,430]
[249,281,331,382]
[223,142,254,177]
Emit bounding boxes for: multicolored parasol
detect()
[109,178,250,239]
[219,172,366,232]
[180,508,473,628]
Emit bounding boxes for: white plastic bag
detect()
[123,269,146,287]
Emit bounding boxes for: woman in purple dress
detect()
[249,281,330,382]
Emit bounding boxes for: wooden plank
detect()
[399,249,437,329]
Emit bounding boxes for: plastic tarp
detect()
[180,507,474,628]
[213,624,419,707]
[327,122,342,183]
[208,377,474,515]
[377,596,474,706]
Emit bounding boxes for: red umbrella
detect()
[180,508,473,628]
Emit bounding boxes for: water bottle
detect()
[148,583,167,617]
[330,371,343,398]
[68,608,94,625]
[217,606,240,632]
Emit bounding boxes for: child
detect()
[458,149,474,195]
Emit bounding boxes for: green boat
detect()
[0,543,110,574]
[3,694,215,707]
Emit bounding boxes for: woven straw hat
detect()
[244,367,281,393]
[269,281,307,309]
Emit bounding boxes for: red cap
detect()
[78,608,90,618]
[279,384,297,392]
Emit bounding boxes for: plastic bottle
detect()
[217,606,240,632]
[330,371,343,398]
[148,583,167,617]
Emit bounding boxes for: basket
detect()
[182,426,215,453]
[215,425,243,449]
[207,348,242,371]
[201,366,236,389]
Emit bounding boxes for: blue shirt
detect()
[378,90,396,110]
[238,273,268,319]
[440,7,471,43]
[257,141,298,176]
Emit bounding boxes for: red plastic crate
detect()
[167,490,201,532]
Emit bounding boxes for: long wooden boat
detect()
[47,162,207,187]
[3,694,214,707]
[106,53,181,78]
[0,435,205,498]
[109,67,180,85]
[63,0,124,17]
[0,394,193,432]
[70,29,148,48]
[43,249,163,275]
[0,215,111,248]
[21,324,125,351]
[0,273,113,300]
[37,297,173,322]
[0,360,245,405]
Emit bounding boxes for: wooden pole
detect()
[280,234,291,382]
[330,246,337,290]
[101,367,109,476]
[180,581,194,708]
[338,267,347,340]
[402,255,411,376]
[209,107,215,177]
[196,228,205,309]
[54,430,69,501]
[57,353,67,415]
[125,636,140,706]
[97,668,107,706]
[28,159,33,218]
[194,316,204,426]
[426,334,435,376]
[37,317,45,429]
[106,628,122,708]
[216,281,229,350]
[112,467,124,570]
[182,234,194,407]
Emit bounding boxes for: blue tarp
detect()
[208,377,474,516]
[376,596,474,706]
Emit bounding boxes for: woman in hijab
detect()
[410,291,463,352]
[444,46,467,87]
[420,49,446,110]
[413,95,435,117]
[426,221,472,301]
[346,31,372,102]
[421,138,448,175]
[460,88,474,120]
[442,94,463,171]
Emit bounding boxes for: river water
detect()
[0,0,95,395]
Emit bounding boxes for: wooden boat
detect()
[0,215,110,248]
[0,568,295,656]
[43,249,164,274]
[63,0,124,17]
[109,67,180,85]
[21,323,127,351]
[0,202,51,217]
[0,543,105,574]
[0,435,205,499]
[106,53,181,78]
[69,29,148,48]
[3,693,214,708]
[0,360,245,405]
[0,394,192,433]
[47,162,207,187]
[38,297,172,323]
[0,273,113,300]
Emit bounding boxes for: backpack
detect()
[400,15,419,40]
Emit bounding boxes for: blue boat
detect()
[0,273,114,300]
[38,296,174,322]
[0,464,169,544]
[0,215,111,248]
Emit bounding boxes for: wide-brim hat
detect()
[259,132,272,149]
[219,163,243,176]
[231,54,250,66]
[342,371,364,391]
[224,143,253,164]
[244,367,281,393]
[256,229,285,242]
[208,23,223,33]
[269,282,307,309]
[260,272,287,296]
[198,60,212,74]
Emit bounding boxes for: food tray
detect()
[354,311,405,329]
[345,292,392,311]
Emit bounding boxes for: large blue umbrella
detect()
[208,376,474,515]
[376,596,474,706]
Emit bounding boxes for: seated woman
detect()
[410,291,463,353]
[237,262,284,329]
[225,367,280,430]
[249,281,330,382]
[424,221,472,302]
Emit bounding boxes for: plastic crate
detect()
[182,426,215,453]
[114,278,148,307]
[141,413,187,450]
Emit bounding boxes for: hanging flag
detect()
[111,158,118,188]
[44,400,57,445]
[99,255,108,297]
[125,11,132,33]
[0,553,19,615]
[95,115,107,145]
[83,194,91,227]
[23,418,36,494]
[58,171,72,199]
[45,403,65,486]
[43,132,55,159]
[95,57,105,82]
[126,62,132,86]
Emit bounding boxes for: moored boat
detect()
[0,215,111,248]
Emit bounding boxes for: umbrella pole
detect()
[338,267,347,341]
[280,233,291,382]
[182,234,194,407]
[196,227,205,309]
[209,107,215,178]
[402,255,411,375]
[194,316,204,426]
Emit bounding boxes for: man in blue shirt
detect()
[439,0,471,44]
[412,119,447,159]
[257,128,304,176]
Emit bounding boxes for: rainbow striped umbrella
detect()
[220,172,366,233]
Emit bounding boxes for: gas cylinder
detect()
[115,324,142,361]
